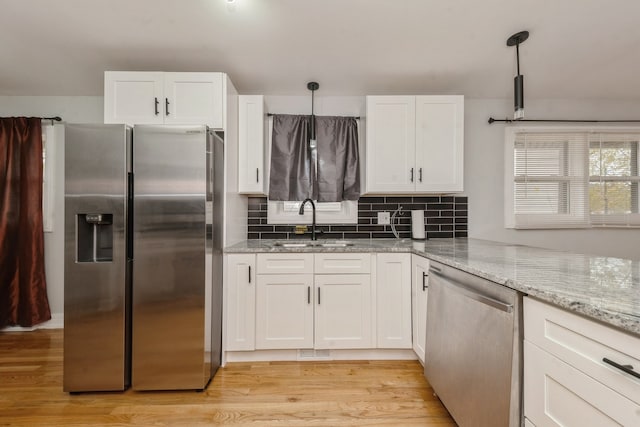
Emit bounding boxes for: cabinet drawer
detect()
[314,253,371,274]
[524,341,639,426]
[524,297,640,404]
[257,253,313,275]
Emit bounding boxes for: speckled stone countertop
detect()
[225,238,640,336]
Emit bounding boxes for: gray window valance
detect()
[268,114,360,202]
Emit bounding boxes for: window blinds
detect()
[509,132,590,228]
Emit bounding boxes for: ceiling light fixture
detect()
[507,30,529,120]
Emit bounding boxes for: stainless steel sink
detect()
[271,240,355,248]
[272,242,313,248]
[316,242,354,247]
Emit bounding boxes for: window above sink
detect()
[267,200,358,224]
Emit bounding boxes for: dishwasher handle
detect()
[430,268,514,314]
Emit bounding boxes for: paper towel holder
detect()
[411,209,427,241]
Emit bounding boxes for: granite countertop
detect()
[225,238,640,336]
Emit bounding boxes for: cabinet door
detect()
[415,95,464,192]
[225,254,256,351]
[104,71,164,125]
[366,96,416,192]
[163,72,224,128]
[524,341,639,427]
[238,95,266,194]
[255,274,314,349]
[411,255,429,364]
[314,274,373,349]
[376,253,412,348]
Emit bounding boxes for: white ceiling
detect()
[2,0,639,99]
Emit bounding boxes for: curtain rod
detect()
[488,117,640,124]
[267,113,360,120]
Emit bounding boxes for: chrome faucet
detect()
[299,198,317,240]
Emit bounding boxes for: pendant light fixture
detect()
[307,81,319,141]
[507,31,529,120]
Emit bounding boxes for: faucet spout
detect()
[299,198,317,240]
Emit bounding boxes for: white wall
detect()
[0,96,103,329]
[465,98,640,260]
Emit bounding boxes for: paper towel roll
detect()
[411,210,426,240]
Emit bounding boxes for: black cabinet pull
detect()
[256,168,259,183]
[317,287,321,305]
[248,265,251,283]
[419,167,423,183]
[422,272,429,291]
[154,97,159,115]
[603,357,640,379]
[307,286,310,304]
[410,168,414,182]
[165,98,170,116]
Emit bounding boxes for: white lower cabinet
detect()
[253,253,373,351]
[225,254,256,351]
[376,253,412,348]
[314,274,373,349]
[411,255,429,364]
[255,274,314,349]
[524,297,640,427]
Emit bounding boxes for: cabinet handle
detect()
[307,286,311,304]
[317,287,321,305]
[419,167,423,183]
[165,98,170,116]
[603,357,640,379]
[154,97,159,116]
[256,168,259,183]
[410,168,414,183]
[422,272,428,291]
[248,265,251,283]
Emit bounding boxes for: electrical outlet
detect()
[377,212,390,225]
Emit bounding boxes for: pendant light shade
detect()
[507,31,529,120]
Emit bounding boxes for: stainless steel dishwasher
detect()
[424,260,522,427]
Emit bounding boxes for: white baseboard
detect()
[224,348,417,365]
[1,312,63,331]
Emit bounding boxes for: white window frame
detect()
[505,126,640,229]
[267,200,358,224]
[589,134,640,227]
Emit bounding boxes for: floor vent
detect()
[297,349,332,360]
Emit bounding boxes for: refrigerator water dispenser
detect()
[77,213,114,262]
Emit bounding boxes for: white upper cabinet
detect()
[238,95,266,194]
[104,72,164,125]
[104,71,225,129]
[366,95,464,193]
[163,72,224,128]
[366,96,416,192]
[415,96,464,192]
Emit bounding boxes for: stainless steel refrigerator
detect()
[64,124,223,392]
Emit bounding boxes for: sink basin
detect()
[271,240,355,248]
[316,242,354,247]
[272,242,313,248]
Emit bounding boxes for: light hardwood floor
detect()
[0,329,456,426]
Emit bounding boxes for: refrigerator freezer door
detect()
[64,124,131,392]
[132,125,209,390]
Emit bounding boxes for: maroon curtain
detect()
[0,117,51,328]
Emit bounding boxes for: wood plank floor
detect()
[0,329,456,426]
